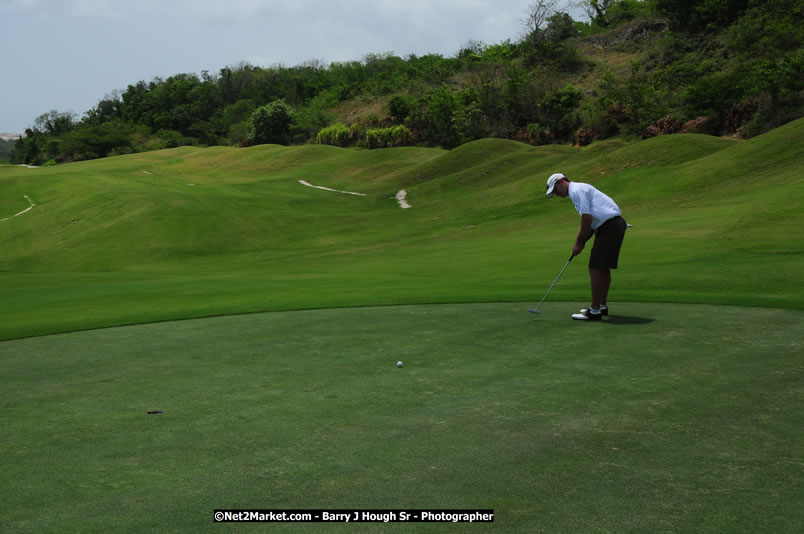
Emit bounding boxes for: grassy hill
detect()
[1,118,802,340]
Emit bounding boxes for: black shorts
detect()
[589,216,627,270]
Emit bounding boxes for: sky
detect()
[0,0,589,133]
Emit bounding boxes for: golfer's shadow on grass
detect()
[606,315,655,325]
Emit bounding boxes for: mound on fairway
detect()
[1,119,803,340]
[1,303,802,533]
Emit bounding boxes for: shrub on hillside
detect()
[508,128,531,145]
[681,116,712,134]
[724,97,760,135]
[577,98,620,141]
[408,88,460,148]
[642,125,660,139]
[317,123,355,147]
[523,41,588,73]
[453,102,491,145]
[643,114,683,138]
[594,68,669,136]
[739,90,804,138]
[655,114,683,134]
[680,66,774,133]
[606,103,629,124]
[391,125,413,146]
[605,0,653,28]
[576,127,596,146]
[526,122,554,145]
[227,120,252,147]
[388,95,411,122]
[365,129,387,149]
[365,125,412,149]
[536,85,583,140]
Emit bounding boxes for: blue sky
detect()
[1,0,583,133]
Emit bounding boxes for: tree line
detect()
[7,0,802,165]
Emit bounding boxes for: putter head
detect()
[528,308,542,314]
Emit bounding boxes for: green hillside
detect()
[1,119,802,340]
[2,118,803,534]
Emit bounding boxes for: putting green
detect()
[2,302,802,532]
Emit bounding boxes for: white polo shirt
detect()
[568,182,621,230]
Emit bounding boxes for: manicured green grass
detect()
[1,120,802,532]
[1,120,802,340]
[1,303,802,532]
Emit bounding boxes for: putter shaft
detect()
[530,253,574,314]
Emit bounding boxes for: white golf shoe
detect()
[572,308,603,321]
[579,305,608,316]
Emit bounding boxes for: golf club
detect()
[528,253,575,314]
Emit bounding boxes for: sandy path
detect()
[298,180,367,196]
[0,195,36,222]
[297,180,413,210]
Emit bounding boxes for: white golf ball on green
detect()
[397,361,403,367]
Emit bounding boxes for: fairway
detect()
[1,121,803,341]
[2,302,802,533]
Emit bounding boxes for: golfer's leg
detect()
[589,267,610,309]
[600,267,611,307]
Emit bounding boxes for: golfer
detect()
[545,173,627,320]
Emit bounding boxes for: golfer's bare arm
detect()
[573,214,594,256]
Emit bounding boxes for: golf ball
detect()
[397,361,403,367]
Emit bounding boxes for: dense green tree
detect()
[537,85,583,139]
[409,88,459,148]
[57,121,142,160]
[35,110,76,136]
[388,95,411,122]
[520,8,587,72]
[84,96,121,125]
[453,101,491,144]
[9,129,45,165]
[578,0,615,26]
[249,100,295,145]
